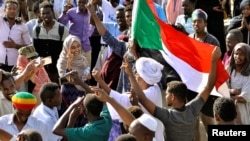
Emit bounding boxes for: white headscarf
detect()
[57,35,89,78]
[135,57,164,85]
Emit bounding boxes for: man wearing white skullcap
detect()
[92,57,166,141]
[129,114,157,141]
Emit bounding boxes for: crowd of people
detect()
[0,0,249,141]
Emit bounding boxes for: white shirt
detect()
[230,70,250,124]
[175,15,194,34]
[107,84,165,141]
[0,16,32,65]
[33,103,62,141]
[101,0,124,23]
[53,0,63,19]
[0,114,52,141]
[0,91,14,117]
[25,19,40,42]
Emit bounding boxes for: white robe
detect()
[230,70,250,124]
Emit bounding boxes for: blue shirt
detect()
[155,2,167,22]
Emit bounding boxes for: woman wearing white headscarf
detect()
[57,35,90,90]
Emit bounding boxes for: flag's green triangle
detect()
[132,0,162,50]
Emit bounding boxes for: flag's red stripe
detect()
[146,0,229,89]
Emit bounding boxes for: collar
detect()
[3,16,22,24]
[7,113,36,127]
[40,103,59,119]
[41,19,57,28]
[7,114,15,125]
[76,7,80,13]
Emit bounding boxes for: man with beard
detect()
[0,70,16,117]
[227,42,250,124]
[33,1,69,83]
[0,60,39,117]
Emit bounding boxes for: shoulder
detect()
[205,33,220,46]
[28,116,49,129]
[0,114,11,121]
[68,7,77,14]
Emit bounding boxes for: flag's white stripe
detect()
[160,42,230,97]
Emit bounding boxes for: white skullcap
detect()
[137,114,158,132]
[135,57,164,85]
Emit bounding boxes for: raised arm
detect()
[92,68,111,94]
[92,87,136,126]
[53,96,85,139]
[86,3,106,35]
[121,56,156,115]
[198,46,221,102]
[68,70,93,93]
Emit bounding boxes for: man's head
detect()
[83,94,103,117]
[229,42,250,76]
[192,9,207,33]
[39,82,62,108]
[18,129,43,141]
[165,81,188,107]
[77,0,88,13]
[4,0,19,20]
[33,1,42,22]
[129,114,157,141]
[116,8,128,30]
[135,57,163,86]
[12,92,37,124]
[124,4,133,27]
[226,29,243,52]
[39,1,54,24]
[0,71,16,101]
[182,0,196,16]
[240,0,250,17]
[213,97,237,124]
[110,0,120,8]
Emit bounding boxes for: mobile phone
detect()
[42,56,52,66]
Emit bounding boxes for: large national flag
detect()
[131,0,230,97]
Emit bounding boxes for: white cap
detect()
[135,57,163,85]
[137,114,158,132]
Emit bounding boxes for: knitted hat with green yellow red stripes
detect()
[12,92,37,110]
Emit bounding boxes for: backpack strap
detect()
[35,25,41,39]
[58,24,64,41]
